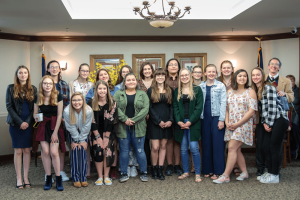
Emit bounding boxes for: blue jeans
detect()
[181,119,201,175]
[118,126,147,175]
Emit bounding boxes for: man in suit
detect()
[256,57,294,176]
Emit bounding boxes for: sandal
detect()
[23,178,31,188]
[233,167,240,176]
[211,174,220,180]
[16,179,23,189]
[178,173,189,180]
[204,173,213,178]
[195,175,202,183]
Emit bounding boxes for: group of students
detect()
[6,57,295,191]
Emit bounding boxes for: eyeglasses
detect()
[80,70,90,73]
[43,82,53,86]
[168,64,178,67]
[50,66,59,70]
[270,63,280,66]
[180,74,189,78]
[72,99,83,102]
[193,72,202,74]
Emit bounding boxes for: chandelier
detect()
[133,0,191,28]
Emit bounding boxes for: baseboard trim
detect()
[0,151,70,162]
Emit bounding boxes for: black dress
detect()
[147,87,174,139]
[38,93,63,143]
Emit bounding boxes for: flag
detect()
[42,54,46,76]
[257,47,263,69]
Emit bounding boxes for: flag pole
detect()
[255,37,262,47]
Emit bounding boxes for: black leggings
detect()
[256,123,266,170]
[262,117,289,175]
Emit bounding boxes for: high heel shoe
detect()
[44,175,52,190]
[56,175,64,191]
[23,178,31,188]
[16,179,23,189]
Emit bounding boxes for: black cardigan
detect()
[6,84,37,127]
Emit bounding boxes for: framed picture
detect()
[89,54,124,72]
[174,53,207,72]
[132,54,165,79]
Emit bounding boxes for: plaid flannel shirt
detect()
[260,85,288,127]
[57,80,70,108]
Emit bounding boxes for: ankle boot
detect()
[158,166,165,180]
[44,175,53,190]
[152,166,158,179]
[56,175,64,191]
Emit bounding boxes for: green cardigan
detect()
[113,89,149,139]
[173,86,203,143]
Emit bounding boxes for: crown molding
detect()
[0,32,299,42]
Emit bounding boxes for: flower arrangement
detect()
[89,59,127,85]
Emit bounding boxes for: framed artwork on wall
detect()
[132,54,165,79]
[89,54,124,72]
[174,53,207,72]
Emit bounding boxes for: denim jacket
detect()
[199,80,227,121]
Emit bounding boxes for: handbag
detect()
[279,96,290,111]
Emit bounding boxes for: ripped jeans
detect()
[118,126,147,175]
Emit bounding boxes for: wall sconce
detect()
[230,60,237,67]
[59,61,68,71]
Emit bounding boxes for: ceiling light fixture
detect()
[133,0,191,28]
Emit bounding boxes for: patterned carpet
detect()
[1,153,300,200]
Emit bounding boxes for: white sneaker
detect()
[130,166,138,177]
[45,174,54,183]
[236,172,249,181]
[95,177,103,186]
[127,166,131,177]
[104,177,113,186]
[260,174,279,184]
[257,172,269,181]
[60,171,70,181]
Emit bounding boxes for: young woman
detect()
[85,68,119,179]
[147,68,173,180]
[173,68,203,183]
[69,63,94,178]
[85,68,119,102]
[34,75,65,191]
[63,92,93,188]
[192,66,203,85]
[114,73,149,183]
[115,65,132,89]
[6,66,37,188]
[252,67,289,183]
[46,60,70,182]
[165,58,183,176]
[213,69,257,184]
[87,81,117,186]
[138,62,154,173]
[200,64,226,179]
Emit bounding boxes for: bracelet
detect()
[95,134,101,140]
[104,136,109,139]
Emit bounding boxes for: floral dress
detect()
[71,79,93,97]
[224,88,258,146]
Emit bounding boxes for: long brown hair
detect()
[177,69,195,101]
[69,92,90,124]
[96,68,115,91]
[13,65,34,102]
[116,65,132,85]
[140,62,154,80]
[92,80,114,112]
[45,60,62,83]
[77,63,90,81]
[37,75,59,106]
[151,68,172,104]
[251,67,271,101]
[220,60,234,83]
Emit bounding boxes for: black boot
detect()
[158,166,165,180]
[44,175,52,190]
[56,175,64,191]
[165,165,173,176]
[152,166,158,179]
[147,165,152,176]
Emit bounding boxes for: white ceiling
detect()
[61,0,261,20]
[0,0,299,36]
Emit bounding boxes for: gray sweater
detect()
[63,105,93,143]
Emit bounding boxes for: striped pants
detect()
[68,133,88,182]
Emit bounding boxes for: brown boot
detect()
[81,181,88,187]
[73,182,81,188]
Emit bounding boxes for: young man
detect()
[256,57,294,176]
[165,59,183,176]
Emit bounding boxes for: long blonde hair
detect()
[37,75,59,106]
[69,92,89,124]
[151,68,172,104]
[92,80,114,111]
[13,65,34,102]
[177,69,195,101]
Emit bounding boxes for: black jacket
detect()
[6,84,37,127]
